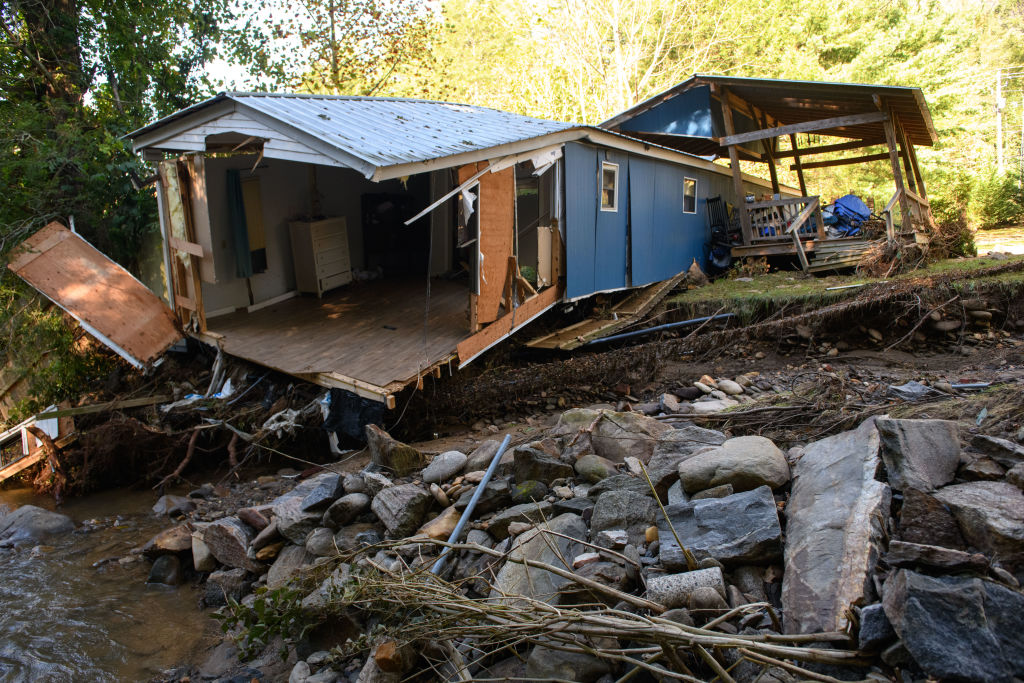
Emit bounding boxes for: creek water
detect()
[0,486,218,682]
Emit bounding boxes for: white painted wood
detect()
[290,218,352,297]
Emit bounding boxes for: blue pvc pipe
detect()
[583,313,735,346]
[430,433,512,575]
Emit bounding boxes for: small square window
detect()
[600,162,618,212]
[683,177,697,214]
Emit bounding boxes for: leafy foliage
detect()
[214,585,320,661]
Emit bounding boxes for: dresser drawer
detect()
[313,232,347,253]
[320,271,352,292]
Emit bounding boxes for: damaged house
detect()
[9,78,935,420]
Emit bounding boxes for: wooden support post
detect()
[719,88,752,244]
[906,139,928,201]
[882,111,912,232]
[893,116,918,195]
[789,134,809,197]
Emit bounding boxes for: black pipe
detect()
[584,313,735,346]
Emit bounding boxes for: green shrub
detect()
[969,170,1024,230]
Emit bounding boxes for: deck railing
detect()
[883,187,931,239]
[746,196,824,243]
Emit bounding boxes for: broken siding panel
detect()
[458,162,515,325]
[8,223,181,368]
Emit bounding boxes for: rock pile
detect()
[148,408,1024,683]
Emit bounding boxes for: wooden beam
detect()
[773,139,885,159]
[719,88,753,244]
[789,152,890,171]
[893,116,918,194]
[882,109,912,231]
[757,111,780,195]
[34,395,171,420]
[457,285,562,366]
[906,141,928,200]
[720,111,889,147]
[789,134,809,198]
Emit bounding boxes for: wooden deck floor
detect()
[207,278,469,388]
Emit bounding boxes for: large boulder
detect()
[0,505,73,547]
[273,472,347,544]
[487,501,555,540]
[370,483,432,538]
[152,494,195,517]
[646,426,728,498]
[552,409,672,463]
[677,436,790,493]
[782,417,890,634]
[896,488,966,548]
[658,486,781,569]
[883,569,1024,681]
[590,490,656,547]
[365,424,425,476]
[267,544,315,589]
[142,524,194,558]
[933,481,1024,569]
[876,418,960,491]
[490,513,587,606]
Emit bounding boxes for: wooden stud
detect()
[719,88,752,244]
[906,141,928,200]
[789,134,809,198]
[882,108,912,232]
[773,139,885,159]
[893,116,918,194]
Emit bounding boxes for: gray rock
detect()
[590,490,656,546]
[646,567,725,608]
[876,418,960,491]
[465,439,502,472]
[204,516,260,571]
[594,529,628,549]
[147,554,183,586]
[511,480,550,504]
[933,481,1024,569]
[1008,462,1024,490]
[574,454,617,483]
[191,525,216,572]
[971,434,1024,468]
[659,486,782,569]
[886,539,989,572]
[290,661,310,683]
[322,493,370,529]
[152,494,195,517]
[204,568,251,607]
[490,513,586,605]
[300,473,344,511]
[677,435,790,493]
[730,566,767,602]
[898,487,966,548]
[553,496,595,516]
[334,523,383,552]
[652,425,727,462]
[487,501,555,540]
[513,446,573,484]
[305,527,338,557]
[717,379,744,395]
[252,518,282,551]
[883,569,1024,681]
[691,483,734,500]
[783,417,890,634]
[267,544,315,589]
[0,505,74,547]
[688,586,728,611]
[355,656,400,683]
[525,643,610,682]
[587,474,650,499]
[422,450,467,484]
[667,481,686,505]
[142,524,193,558]
[274,473,347,543]
[361,471,393,497]
[365,424,424,476]
[551,408,672,463]
[662,608,695,626]
[370,484,432,538]
[454,478,513,515]
[858,603,896,650]
[342,473,367,494]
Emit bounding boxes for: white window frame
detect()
[600,162,619,212]
[683,177,698,214]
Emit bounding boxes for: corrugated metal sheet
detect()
[130,92,575,173]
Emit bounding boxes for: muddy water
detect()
[0,487,217,682]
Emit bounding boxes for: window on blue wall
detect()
[683,177,697,214]
[600,162,619,212]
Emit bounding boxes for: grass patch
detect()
[665,254,1024,322]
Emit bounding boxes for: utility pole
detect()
[997,69,1005,175]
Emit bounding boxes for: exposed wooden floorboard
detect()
[207,278,469,388]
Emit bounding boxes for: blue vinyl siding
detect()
[564,142,709,299]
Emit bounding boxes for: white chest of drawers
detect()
[289,217,352,297]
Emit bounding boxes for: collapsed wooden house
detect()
[8,79,939,416]
[602,75,938,271]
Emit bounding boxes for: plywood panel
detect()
[9,223,181,368]
[458,163,514,324]
[564,143,598,299]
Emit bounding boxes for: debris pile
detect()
[141,401,1024,682]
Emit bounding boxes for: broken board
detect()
[526,269,687,350]
[8,222,182,369]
